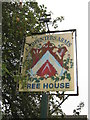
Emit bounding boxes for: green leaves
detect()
[66,73,71,81]
[63,58,69,70]
[61,71,71,81]
[51,70,71,81]
[52,16,64,29]
[63,57,74,71]
[51,76,60,82]
[61,75,65,80]
[51,76,54,80]
[2,64,9,74]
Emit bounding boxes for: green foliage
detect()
[48,94,65,117]
[61,57,74,81]
[52,16,64,29]
[61,71,71,81]
[66,73,71,81]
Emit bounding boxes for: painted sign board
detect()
[19,31,77,92]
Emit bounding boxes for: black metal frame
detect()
[31,29,76,35]
[19,29,78,96]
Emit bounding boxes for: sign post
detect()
[40,93,48,118]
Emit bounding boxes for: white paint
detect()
[36,0,88,116]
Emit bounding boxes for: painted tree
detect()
[2,1,65,119]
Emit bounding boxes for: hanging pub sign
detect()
[19,30,77,92]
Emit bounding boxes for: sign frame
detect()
[19,29,78,96]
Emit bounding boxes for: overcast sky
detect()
[36,0,88,116]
